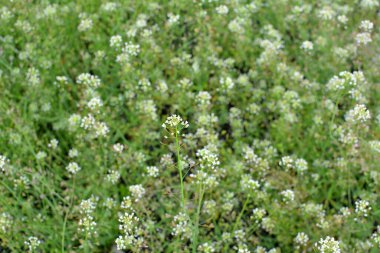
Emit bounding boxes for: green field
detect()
[0,0,379,252]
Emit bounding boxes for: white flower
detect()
[371,226,380,247]
[48,139,59,150]
[101,2,118,12]
[122,42,140,56]
[66,162,81,174]
[337,15,348,25]
[219,76,235,91]
[116,42,140,63]
[76,73,101,88]
[94,121,110,137]
[113,143,124,153]
[228,18,245,34]
[300,41,313,52]
[295,158,308,174]
[279,156,294,170]
[146,166,159,177]
[369,141,380,153]
[172,212,191,239]
[198,242,216,252]
[107,170,120,184]
[68,149,78,158]
[252,208,266,223]
[79,198,97,215]
[345,104,371,124]
[68,114,81,129]
[196,148,220,171]
[0,155,9,172]
[280,189,295,203]
[87,97,103,113]
[78,215,97,236]
[216,5,229,15]
[80,114,96,130]
[0,7,13,20]
[167,13,180,25]
[360,20,374,32]
[241,175,260,192]
[24,236,41,252]
[360,0,379,9]
[36,151,47,160]
[26,67,40,86]
[355,199,371,218]
[0,213,12,233]
[294,232,309,247]
[315,236,340,253]
[356,33,372,45]
[129,184,146,202]
[196,91,212,107]
[116,209,144,249]
[110,35,122,48]
[162,114,189,131]
[78,18,93,32]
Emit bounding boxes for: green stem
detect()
[175,129,186,209]
[192,184,204,253]
[223,194,251,252]
[233,194,251,232]
[61,176,76,253]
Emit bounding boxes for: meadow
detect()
[0,0,379,252]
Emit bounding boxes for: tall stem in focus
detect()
[175,128,185,209]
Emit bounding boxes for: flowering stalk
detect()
[162,115,189,210]
[175,128,186,210]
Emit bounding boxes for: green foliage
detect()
[0,0,379,252]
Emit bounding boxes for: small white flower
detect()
[0,155,10,172]
[280,189,295,203]
[113,143,124,153]
[167,13,180,25]
[146,166,159,177]
[68,149,78,158]
[78,18,93,32]
[110,35,123,48]
[66,162,81,174]
[315,236,340,253]
[216,5,229,15]
[24,236,41,252]
[345,104,371,124]
[76,73,101,88]
[162,114,189,131]
[129,184,146,202]
[294,232,309,247]
[356,33,372,45]
[48,139,59,150]
[355,199,371,218]
[300,41,313,52]
[360,20,374,32]
[87,97,103,113]
[107,170,120,184]
[36,151,47,160]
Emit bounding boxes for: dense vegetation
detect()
[0,0,379,252]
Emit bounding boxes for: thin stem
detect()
[61,176,76,253]
[175,129,186,209]
[232,194,251,232]
[223,194,251,252]
[192,184,204,253]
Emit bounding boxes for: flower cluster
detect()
[162,114,189,132]
[78,197,97,237]
[315,236,341,253]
